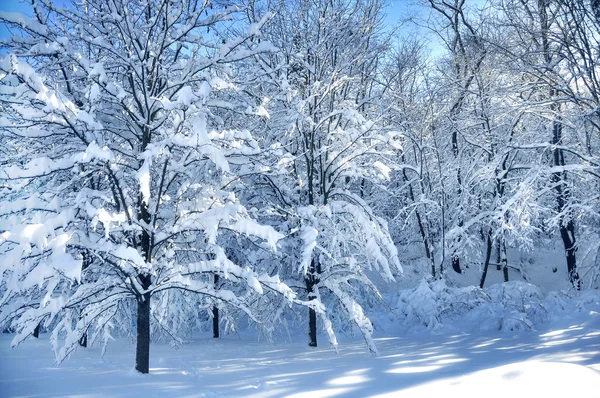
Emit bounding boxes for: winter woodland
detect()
[1,0,600,378]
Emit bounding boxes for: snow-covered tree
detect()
[386,0,600,289]
[486,0,600,289]
[240,0,402,352]
[0,0,296,373]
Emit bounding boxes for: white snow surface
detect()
[1,303,600,397]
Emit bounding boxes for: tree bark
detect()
[213,274,220,338]
[32,323,40,338]
[503,263,509,283]
[496,241,502,271]
[308,306,317,347]
[212,306,219,338]
[451,255,462,274]
[306,259,319,347]
[451,132,463,275]
[479,231,493,288]
[79,250,90,347]
[500,240,509,282]
[560,219,580,288]
[552,118,581,289]
[135,155,153,373]
[135,288,151,374]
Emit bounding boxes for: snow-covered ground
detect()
[3,257,600,397]
[2,312,600,397]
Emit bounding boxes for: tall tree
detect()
[0,0,295,373]
[241,0,402,351]
[426,0,487,274]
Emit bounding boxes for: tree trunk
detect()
[552,118,580,289]
[32,323,40,338]
[496,241,502,271]
[451,130,463,275]
[136,169,153,373]
[213,274,220,338]
[306,259,319,347]
[308,306,317,347]
[212,306,219,338]
[500,239,509,282]
[451,255,462,274]
[135,286,151,374]
[79,251,90,347]
[503,263,509,283]
[479,231,493,288]
[560,219,580,288]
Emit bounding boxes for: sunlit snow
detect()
[1,319,599,397]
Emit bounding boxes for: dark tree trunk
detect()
[451,130,463,274]
[306,137,319,347]
[134,281,152,375]
[135,163,153,373]
[213,274,220,338]
[479,231,493,288]
[135,289,151,374]
[308,306,317,347]
[560,220,580,288]
[79,251,90,348]
[552,118,580,289]
[212,306,219,338]
[306,259,319,347]
[32,323,40,338]
[451,255,462,274]
[500,240,509,282]
[503,263,510,283]
[496,241,502,271]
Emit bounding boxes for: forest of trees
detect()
[1,0,599,373]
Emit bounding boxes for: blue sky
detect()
[0,0,486,57]
[0,0,33,39]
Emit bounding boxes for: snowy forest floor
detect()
[2,315,600,398]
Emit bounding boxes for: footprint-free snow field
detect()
[2,320,600,398]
